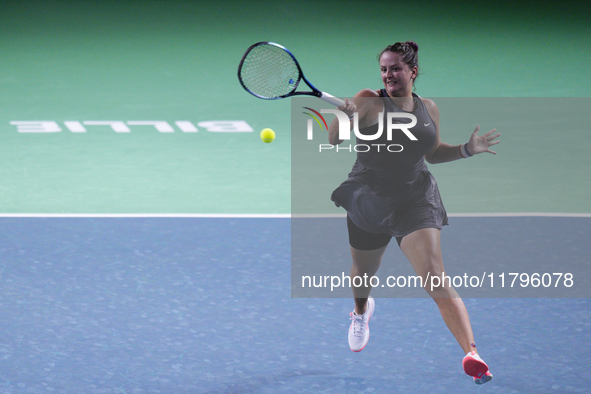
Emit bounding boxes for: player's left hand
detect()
[467,125,501,155]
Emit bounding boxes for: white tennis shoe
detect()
[348,296,375,352]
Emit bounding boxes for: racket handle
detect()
[319,92,345,107]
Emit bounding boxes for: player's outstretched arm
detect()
[423,98,500,164]
[328,89,380,145]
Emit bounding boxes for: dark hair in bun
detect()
[378,41,420,84]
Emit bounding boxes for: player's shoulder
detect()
[418,96,439,118]
[417,96,440,121]
[417,96,438,110]
[354,89,381,98]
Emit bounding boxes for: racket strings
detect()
[239,44,300,99]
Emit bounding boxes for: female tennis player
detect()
[329,42,499,385]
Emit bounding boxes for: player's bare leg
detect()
[400,228,492,384]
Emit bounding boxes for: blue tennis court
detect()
[1,216,590,393]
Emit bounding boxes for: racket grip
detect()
[319,92,345,107]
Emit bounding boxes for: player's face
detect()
[379,52,417,97]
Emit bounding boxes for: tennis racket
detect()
[238,41,345,107]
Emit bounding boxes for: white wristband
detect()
[459,143,472,158]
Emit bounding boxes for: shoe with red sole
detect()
[463,351,493,385]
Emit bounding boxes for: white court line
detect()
[0,213,590,218]
[0,213,291,218]
[449,212,591,218]
[292,213,590,218]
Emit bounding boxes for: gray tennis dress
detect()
[331,90,448,237]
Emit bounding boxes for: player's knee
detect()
[417,259,445,283]
[351,256,383,274]
[419,261,454,296]
[429,286,459,301]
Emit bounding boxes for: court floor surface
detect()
[1,216,589,393]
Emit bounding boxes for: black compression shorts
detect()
[347,215,403,250]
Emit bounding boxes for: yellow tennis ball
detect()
[260,128,275,143]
